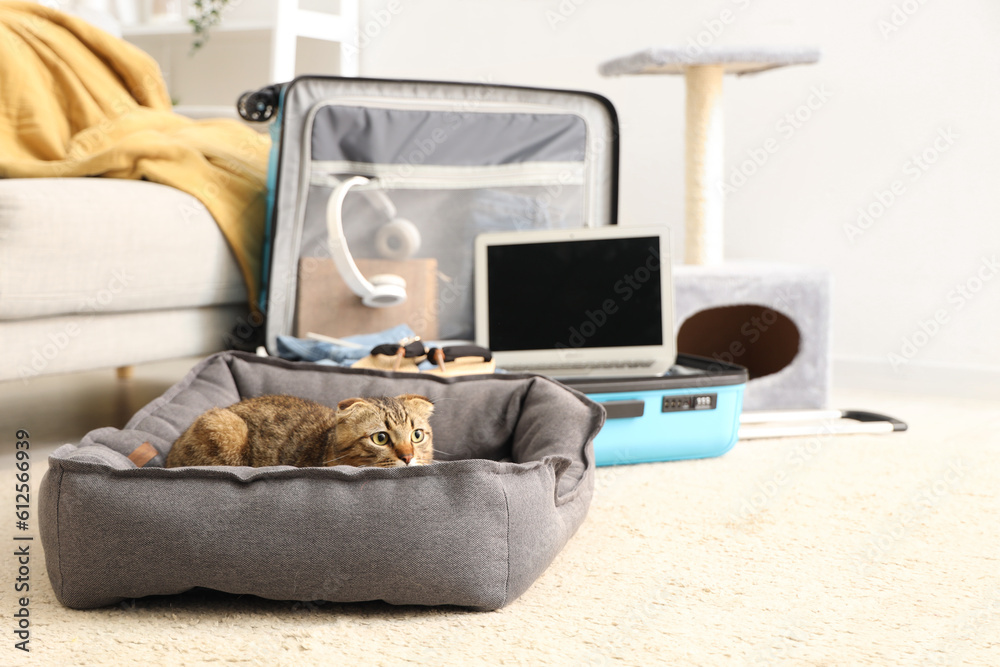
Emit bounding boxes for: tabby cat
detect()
[164,394,434,468]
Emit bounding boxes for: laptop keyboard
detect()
[502,360,656,372]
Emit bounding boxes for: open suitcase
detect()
[237,76,621,351]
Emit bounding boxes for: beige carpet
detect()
[2,363,998,666]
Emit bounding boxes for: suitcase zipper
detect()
[308,161,585,190]
[297,96,597,221]
[300,95,590,117]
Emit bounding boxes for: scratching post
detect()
[600,47,831,410]
[684,65,725,264]
[600,47,820,265]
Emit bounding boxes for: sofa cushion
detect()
[0,178,246,319]
[1,305,248,381]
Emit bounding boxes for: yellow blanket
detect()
[0,1,270,309]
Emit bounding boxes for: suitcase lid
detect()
[254,76,622,353]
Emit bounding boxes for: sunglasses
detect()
[369,340,493,372]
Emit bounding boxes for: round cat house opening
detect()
[677,304,800,380]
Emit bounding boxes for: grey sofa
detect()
[1,177,250,381]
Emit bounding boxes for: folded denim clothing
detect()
[276,324,417,365]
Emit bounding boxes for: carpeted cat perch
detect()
[599,47,820,265]
[600,47,830,410]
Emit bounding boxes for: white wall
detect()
[128,0,999,394]
[350,0,1000,395]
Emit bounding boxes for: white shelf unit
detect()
[122,0,358,107]
[123,20,274,37]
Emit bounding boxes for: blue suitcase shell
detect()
[565,355,747,466]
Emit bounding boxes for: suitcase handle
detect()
[840,410,908,431]
[738,409,908,440]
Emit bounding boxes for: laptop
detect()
[474,225,675,379]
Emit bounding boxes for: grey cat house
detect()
[39,351,603,610]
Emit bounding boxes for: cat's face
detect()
[330,394,434,468]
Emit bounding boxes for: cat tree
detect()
[599,47,830,410]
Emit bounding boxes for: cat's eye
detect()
[371,432,390,446]
[411,429,425,444]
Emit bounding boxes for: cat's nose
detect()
[400,453,413,464]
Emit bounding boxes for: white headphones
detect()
[370,194,422,262]
[326,176,420,308]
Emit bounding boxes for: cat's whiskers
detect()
[322,453,360,465]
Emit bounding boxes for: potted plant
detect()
[188,0,231,51]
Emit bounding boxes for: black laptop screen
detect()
[486,236,663,351]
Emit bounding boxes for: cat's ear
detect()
[398,394,434,418]
[337,397,368,412]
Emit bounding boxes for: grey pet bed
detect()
[39,352,602,611]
